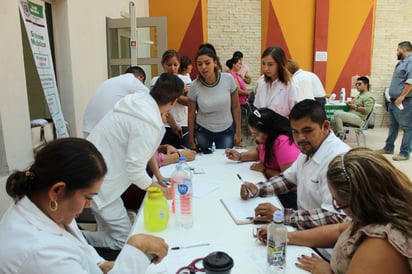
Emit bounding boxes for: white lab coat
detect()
[83,73,150,136]
[0,196,150,273]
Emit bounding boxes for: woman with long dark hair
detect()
[254,46,299,117]
[225,107,299,179]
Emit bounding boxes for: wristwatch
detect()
[355,105,359,111]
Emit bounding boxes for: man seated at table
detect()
[331,76,375,139]
[240,99,350,230]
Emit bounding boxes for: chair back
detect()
[362,104,375,130]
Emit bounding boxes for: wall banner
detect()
[19,0,68,137]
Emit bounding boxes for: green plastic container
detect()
[144,187,169,232]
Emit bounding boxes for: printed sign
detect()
[19,0,68,137]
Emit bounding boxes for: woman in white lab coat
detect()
[0,138,168,273]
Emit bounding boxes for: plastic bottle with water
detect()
[267,210,287,273]
[340,88,346,103]
[170,157,193,228]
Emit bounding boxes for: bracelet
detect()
[177,151,181,158]
[238,153,242,161]
[355,105,359,111]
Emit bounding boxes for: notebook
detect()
[220,196,277,225]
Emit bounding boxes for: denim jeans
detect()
[384,97,412,157]
[195,123,234,149]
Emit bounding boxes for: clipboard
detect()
[220,197,275,225]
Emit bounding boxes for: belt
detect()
[391,97,412,102]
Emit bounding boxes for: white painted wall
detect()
[53,0,149,137]
[0,0,148,217]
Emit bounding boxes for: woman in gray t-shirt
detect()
[188,45,241,150]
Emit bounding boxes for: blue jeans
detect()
[384,97,412,157]
[195,124,234,149]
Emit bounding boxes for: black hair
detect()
[226,56,240,70]
[6,138,107,202]
[197,43,223,71]
[150,72,184,105]
[179,56,192,74]
[357,76,370,90]
[248,108,294,165]
[125,66,146,83]
[233,51,243,59]
[289,99,327,126]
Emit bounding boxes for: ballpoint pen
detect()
[237,174,254,198]
[171,243,210,250]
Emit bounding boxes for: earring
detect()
[49,200,58,212]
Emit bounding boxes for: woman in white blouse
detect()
[254,46,299,117]
[0,138,168,273]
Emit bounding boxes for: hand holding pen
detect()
[237,174,258,200]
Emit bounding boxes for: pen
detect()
[237,174,253,198]
[171,243,210,250]
[161,178,171,186]
[236,173,244,183]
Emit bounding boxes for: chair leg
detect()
[355,132,360,146]
[361,132,366,147]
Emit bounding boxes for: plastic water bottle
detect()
[143,187,169,232]
[267,210,287,273]
[340,88,346,103]
[170,157,193,228]
[211,141,216,152]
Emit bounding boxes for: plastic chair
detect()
[240,101,253,141]
[342,106,375,147]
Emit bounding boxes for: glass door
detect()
[106,16,167,86]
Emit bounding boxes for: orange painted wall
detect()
[262,0,376,96]
[149,0,207,79]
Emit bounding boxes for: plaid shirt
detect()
[256,174,345,230]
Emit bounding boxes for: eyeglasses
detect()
[176,257,205,274]
[355,82,363,86]
[332,197,349,211]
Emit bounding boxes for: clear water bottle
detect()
[267,210,287,273]
[340,88,346,103]
[170,157,193,228]
[211,141,216,152]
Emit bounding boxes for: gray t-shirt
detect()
[389,54,412,99]
[189,72,237,132]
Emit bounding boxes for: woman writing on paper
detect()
[225,108,300,179]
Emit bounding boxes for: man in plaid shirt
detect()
[241,99,350,230]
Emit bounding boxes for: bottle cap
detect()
[274,210,283,222]
[147,187,163,199]
[179,156,186,161]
